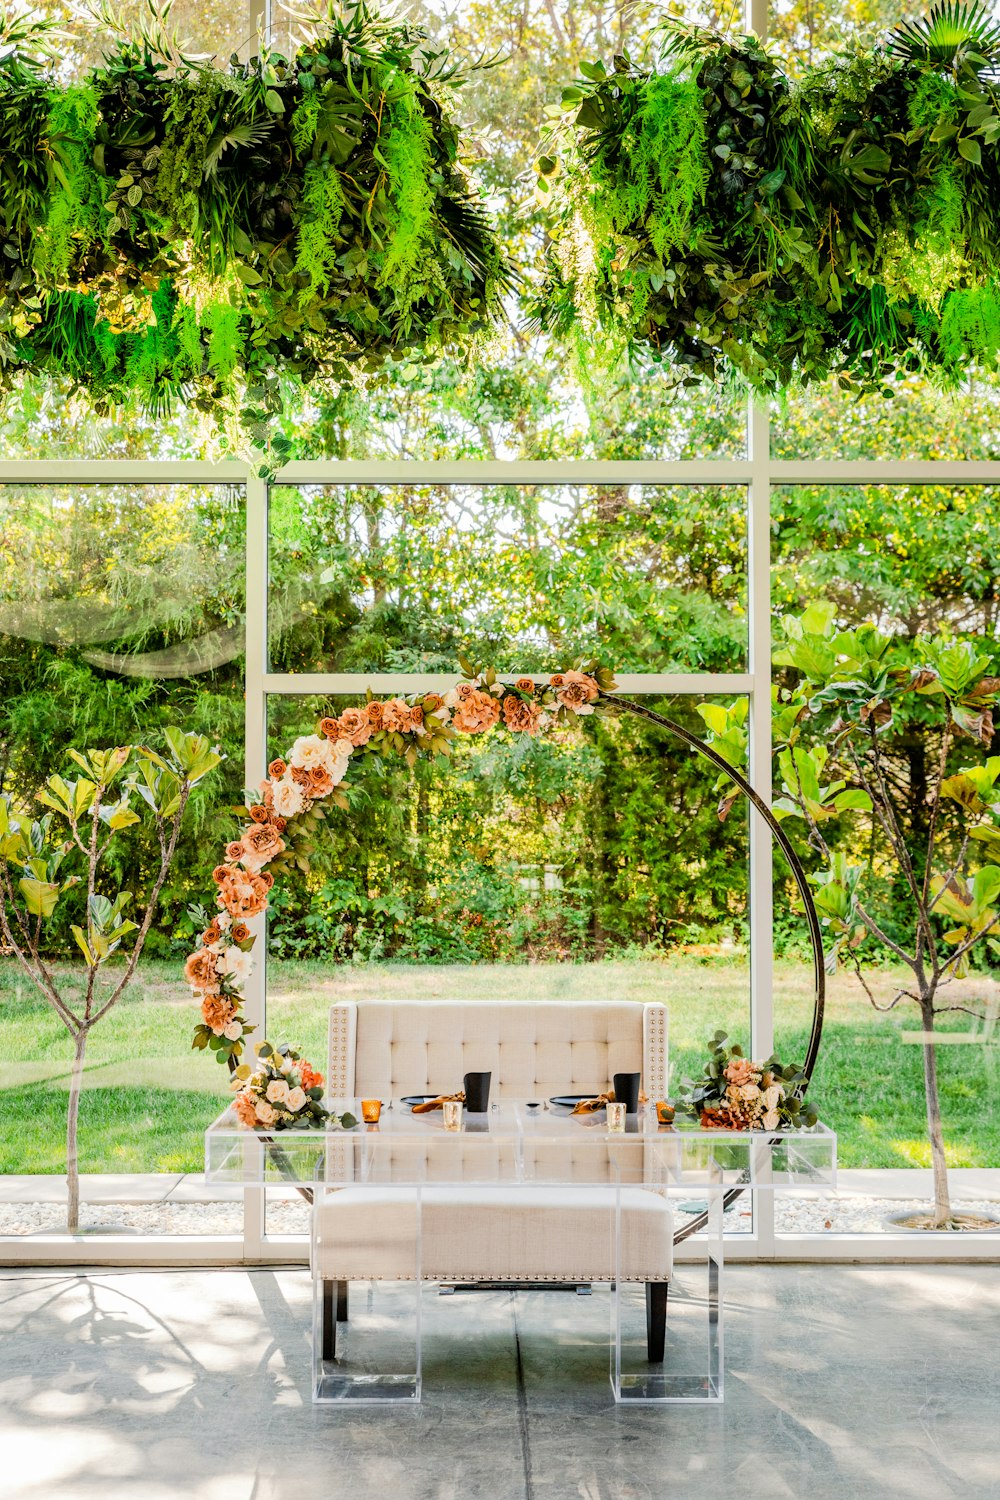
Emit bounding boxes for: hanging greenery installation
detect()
[533,1,1000,396]
[0,2,510,453]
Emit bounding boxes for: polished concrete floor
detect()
[1,1264,998,1500]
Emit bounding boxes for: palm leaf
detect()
[889,1,1000,68]
[203,119,274,179]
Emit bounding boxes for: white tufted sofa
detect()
[313,1000,674,1362]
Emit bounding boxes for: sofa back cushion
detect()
[328,1000,668,1103]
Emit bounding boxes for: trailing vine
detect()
[534,1,1000,396]
[0,3,510,460]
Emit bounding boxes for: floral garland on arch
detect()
[187,664,617,1072]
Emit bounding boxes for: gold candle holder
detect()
[361,1098,382,1124]
[442,1099,463,1132]
[606,1101,626,1133]
[656,1100,675,1126]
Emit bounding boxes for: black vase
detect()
[463,1071,492,1113]
[613,1072,641,1115]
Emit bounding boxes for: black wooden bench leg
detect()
[321,1280,349,1361]
[646,1281,668,1362]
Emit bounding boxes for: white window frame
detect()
[4,0,1000,1263]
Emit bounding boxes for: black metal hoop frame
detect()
[601,693,826,1246]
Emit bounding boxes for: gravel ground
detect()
[2,1194,998,1238]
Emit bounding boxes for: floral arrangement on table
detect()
[230,1039,354,1131]
[188,664,616,1069]
[677,1032,818,1131]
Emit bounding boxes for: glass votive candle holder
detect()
[361,1098,382,1124]
[442,1099,463,1132]
[606,1101,626,1133]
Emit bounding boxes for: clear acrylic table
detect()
[205,1103,836,1405]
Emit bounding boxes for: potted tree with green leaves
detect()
[0,731,222,1231]
[703,602,1000,1229]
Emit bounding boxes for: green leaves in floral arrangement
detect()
[0,2,509,458]
[536,9,1000,396]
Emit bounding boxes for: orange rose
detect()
[290,765,312,789]
[268,758,287,780]
[318,716,339,739]
[338,706,373,746]
[423,693,444,714]
[248,804,271,825]
[550,673,564,687]
[201,994,236,1032]
[453,688,501,735]
[515,677,536,694]
[201,918,222,947]
[271,814,287,833]
[299,1061,323,1091]
[230,920,250,944]
[233,1092,258,1127]
[410,704,424,726]
[366,701,384,728]
[260,870,274,890]
[212,865,231,885]
[186,949,221,993]
[225,840,245,862]
[307,765,335,797]
[503,695,542,736]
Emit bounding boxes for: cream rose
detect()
[255,1100,277,1125]
[739,1082,761,1100]
[762,1110,780,1130]
[763,1084,783,1111]
[271,776,305,819]
[289,734,337,772]
[217,946,253,985]
[266,1079,289,1104]
[223,1020,243,1041]
[285,1086,307,1112]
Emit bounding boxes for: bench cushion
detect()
[312,1183,673,1284]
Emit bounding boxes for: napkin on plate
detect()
[412,1091,465,1114]
[570,1089,648,1115]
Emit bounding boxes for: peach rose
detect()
[503,695,542,735]
[555,669,600,714]
[186,949,221,994]
[381,697,412,733]
[266,1079,290,1104]
[223,1019,243,1041]
[255,1100,277,1126]
[201,994,236,1033]
[724,1058,756,1086]
[452,688,501,735]
[225,840,244,862]
[336,705,372,746]
[233,1092,258,1128]
[216,870,270,919]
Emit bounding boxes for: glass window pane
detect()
[0,482,246,1238]
[771,381,1000,462]
[268,484,748,674]
[36,1,258,79]
[772,482,1000,1235]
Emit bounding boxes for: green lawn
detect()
[3,956,998,1173]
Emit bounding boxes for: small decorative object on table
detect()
[231,1041,357,1130]
[361,1099,383,1123]
[443,1099,463,1132]
[606,1101,627,1133]
[655,1100,675,1126]
[463,1071,492,1112]
[678,1031,818,1131]
[613,1072,641,1115]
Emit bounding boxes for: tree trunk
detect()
[66,1028,88,1233]
[919,999,951,1227]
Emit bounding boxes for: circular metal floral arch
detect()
[187,675,826,1239]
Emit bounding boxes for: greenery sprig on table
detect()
[0,1,509,459]
[534,1,1000,396]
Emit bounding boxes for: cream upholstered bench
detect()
[313,1000,673,1362]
